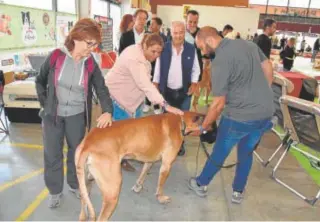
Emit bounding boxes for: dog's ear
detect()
[192,113,205,123]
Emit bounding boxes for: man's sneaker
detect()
[188,177,208,197]
[231,191,244,204]
[69,187,81,199]
[48,193,62,208]
[142,105,150,113]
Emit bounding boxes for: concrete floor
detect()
[0,106,319,221]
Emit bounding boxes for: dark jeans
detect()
[164,88,192,111]
[164,88,192,153]
[196,116,273,192]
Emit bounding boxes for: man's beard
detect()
[205,43,215,54]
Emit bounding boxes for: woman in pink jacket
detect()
[105,33,183,171]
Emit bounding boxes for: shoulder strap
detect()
[86,55,95,74]
[50,48,63,68]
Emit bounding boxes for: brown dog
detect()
[75,111,204,221]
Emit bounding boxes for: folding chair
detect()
[254,73,294,166]
[272,95,320,205]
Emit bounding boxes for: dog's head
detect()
[181,111,205,136]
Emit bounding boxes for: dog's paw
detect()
[132,183,143,193]
[157,195,171,204]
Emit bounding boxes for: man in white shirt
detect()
[153,21,201,156]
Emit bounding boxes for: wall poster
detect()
[94,15,113,52]
[0,4,55,49]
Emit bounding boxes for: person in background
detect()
[35,18,113,208]
[166,28,172,41]
[148,17,167,44]
[219,24,233,38]
[280,37,296,71]
[236,32,241,39]
[253,33,259,44]
[299,38,306,55]
[117,14,134,45]
[280,35,287,50]
[143,17,167,113]
[311,36,320,63]
[188,26,274,204]
[153,21,201,156]
[119,9,148,54]
[272,36,279,49]
[105,33,183,171]
[185,10,204,81]
[256,19,277,59]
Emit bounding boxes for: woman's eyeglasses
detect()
[84,40,98,48]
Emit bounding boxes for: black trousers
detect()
[42,112,85,194]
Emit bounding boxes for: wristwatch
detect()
[199,125,207,134]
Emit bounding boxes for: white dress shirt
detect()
[153,44,200,90]
[133,27,145,44]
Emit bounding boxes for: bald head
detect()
[196,26,219,41]
[195,26,222,55]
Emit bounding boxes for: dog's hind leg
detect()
[132,162,153,193]
[91,158,122,221]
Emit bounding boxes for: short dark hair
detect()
[187,10,199,16]
[223,24,233,31]
[152,17,163,26]
[133,9,149,20]
[263,18,276,30]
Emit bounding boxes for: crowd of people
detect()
[36,8,281,209]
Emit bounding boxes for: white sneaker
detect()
[154,108,162,115]
[143,105,150,113]
[231,191,244,204]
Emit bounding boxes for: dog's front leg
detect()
[155,161,173,204]
[132,162,153,193]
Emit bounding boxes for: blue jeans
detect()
[112,100,143,121]
[196,116,273,192]
[180,95,192,111]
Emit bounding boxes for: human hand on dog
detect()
[97,112,112,128]
[165,105,184,115]
[187,83,200,96]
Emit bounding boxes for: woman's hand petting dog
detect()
[165,105,184,115]
[97,112,112,128]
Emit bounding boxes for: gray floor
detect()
[0,107,319,221]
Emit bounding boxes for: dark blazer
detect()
[119,30,135,54]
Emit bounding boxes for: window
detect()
[1,0,52,10]
[58,0,76,14]
[110,3,121,50]
[91,0,109,17]
[288,0,309,17]
[268,0,288,6]
[310,0,320,9]
[309,0,320,17]
[249,0,267,4]
[289,0,310,8]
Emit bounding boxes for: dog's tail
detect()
[75,139,95,221]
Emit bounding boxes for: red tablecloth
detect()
[278,71,312,97]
